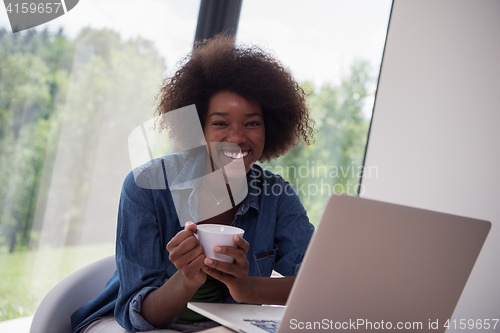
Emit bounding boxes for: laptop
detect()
[188,194,491,333]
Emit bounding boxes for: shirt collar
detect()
[168,146,207,190]
[167,148,261,213]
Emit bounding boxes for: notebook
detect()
[188,194,491,333]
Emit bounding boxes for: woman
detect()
[71,34,315,333]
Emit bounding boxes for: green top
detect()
[176,275,224,324]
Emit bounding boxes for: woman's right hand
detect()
[141,222,206,327]
[166,221,207,289]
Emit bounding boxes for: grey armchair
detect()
[29,255,116,333]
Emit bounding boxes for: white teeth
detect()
[222,150,249,159]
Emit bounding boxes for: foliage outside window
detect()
[0,27,165,320]
[261,60,374,225]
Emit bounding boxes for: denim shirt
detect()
[71,150,314,332]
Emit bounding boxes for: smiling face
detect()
[203,90,265,175]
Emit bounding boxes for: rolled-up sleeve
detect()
[128,287,157,331]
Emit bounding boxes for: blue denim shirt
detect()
[71,150,314,332]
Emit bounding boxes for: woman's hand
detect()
[202,235,254,303]
[142,222,209,327]
[166,222,207,289]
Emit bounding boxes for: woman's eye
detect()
[246,121,261,127]
[212,121,227,126]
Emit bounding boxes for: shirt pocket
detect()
[253,245,278,277]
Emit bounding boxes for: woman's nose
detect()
[227,126,246,145]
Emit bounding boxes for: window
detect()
[237,0,391,224]
[0,0,391,323]
[0,0,200,322]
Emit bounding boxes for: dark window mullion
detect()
[194,0,243,44]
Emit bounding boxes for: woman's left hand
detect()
[202,235,254,303]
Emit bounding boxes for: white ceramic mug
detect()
[194,224,245,263]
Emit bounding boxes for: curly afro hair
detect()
[156,34,315,162]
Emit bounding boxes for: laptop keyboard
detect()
[244,319,280,333]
